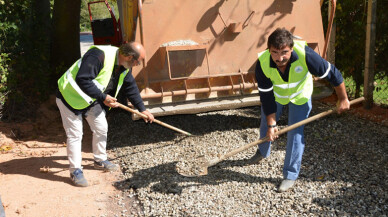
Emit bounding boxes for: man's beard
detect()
[276,59,288,67]
[123,59,137,69]
[122,61,131,69]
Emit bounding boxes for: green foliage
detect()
[0,1,31,116]
[345,73,387,106]
[0,0,52,121]
[80,0,92,32]
[374,0,388,81]
[0,1,30,53]
[80,0,118,32]
[322,0,388,105]
[334,1,368,97]
[0,53,10,107]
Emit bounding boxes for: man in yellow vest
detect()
[250,28,350,192]
[56,42,154,187]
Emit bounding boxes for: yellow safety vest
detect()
[57,45,129,110]
[258,41,313,105]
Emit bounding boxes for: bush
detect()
[0,1,51,121]
[0,52,10,108]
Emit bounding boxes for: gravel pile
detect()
[160,40,199,47]
[107,101,387,216]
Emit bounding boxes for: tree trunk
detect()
[16,0,51,96]
[355,83,361,98]
[30,0,52,95]
[50,0,81,80]
[32,0,51,43]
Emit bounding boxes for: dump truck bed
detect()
[115,0,332,118]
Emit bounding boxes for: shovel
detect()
[117,102,192,136]
[179,97,364,177]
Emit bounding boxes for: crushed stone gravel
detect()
[106,101,388,216]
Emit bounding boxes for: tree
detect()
[50,0,81,82]
[330,0,388,98]
[1,0,84,121]
[0,0,52,120]
[335,1,367,97]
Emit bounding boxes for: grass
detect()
[344,73,388,106]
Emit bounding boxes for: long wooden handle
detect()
[205,97,365,167]
[117,103,192,136]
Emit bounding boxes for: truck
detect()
[88,0,336,118]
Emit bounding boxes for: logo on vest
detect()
[295,66,303,73]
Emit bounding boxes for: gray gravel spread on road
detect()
[107,101,388,216]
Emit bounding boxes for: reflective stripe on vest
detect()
[258,40,313,105]
[114,71,128,98]
[58,45,129,110]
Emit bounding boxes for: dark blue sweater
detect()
[255,45,344,116]
[57,48,146,115]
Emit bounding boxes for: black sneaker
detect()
[70,169,88,187]
[248,149,264,165]
[94,160,119,172]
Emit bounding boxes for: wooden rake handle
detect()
[205,97,365,167]
[117,103,192,136]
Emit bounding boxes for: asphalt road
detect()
[80,32,94,55]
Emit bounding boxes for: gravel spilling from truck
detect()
[107,101,387,216]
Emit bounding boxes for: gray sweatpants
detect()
[56,98,108,173]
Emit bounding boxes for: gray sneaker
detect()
[94,160,119,172]
[278,179,295,192]
[70,169,88,187]
[248,149,264,164]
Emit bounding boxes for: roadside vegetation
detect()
[80,0,118,32]
[321,1,387,106]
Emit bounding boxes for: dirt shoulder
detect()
[0,95,125,217]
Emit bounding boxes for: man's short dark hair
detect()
[119,42,140,60]
[267,28,294,50]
